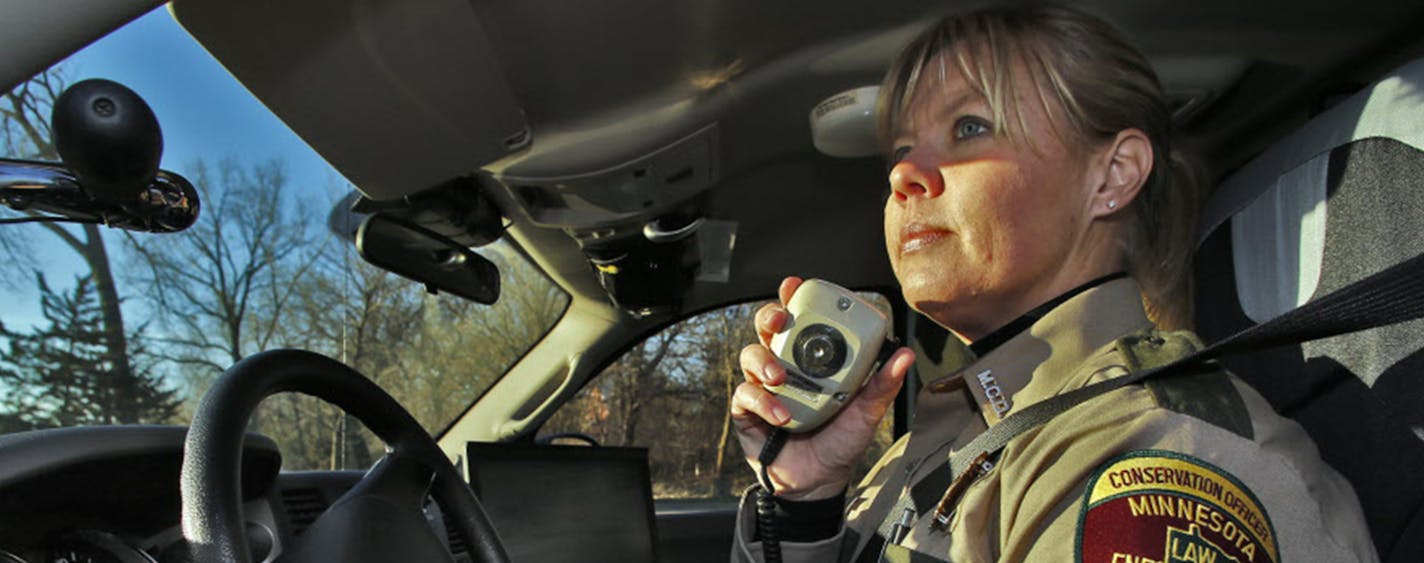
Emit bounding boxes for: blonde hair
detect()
[877,4,1206,329]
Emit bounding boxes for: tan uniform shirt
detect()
[733,278,1376,562]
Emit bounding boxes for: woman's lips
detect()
[899,224,951,255]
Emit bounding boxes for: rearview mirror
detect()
[356,213,500,304]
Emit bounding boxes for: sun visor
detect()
[171,0,528,201]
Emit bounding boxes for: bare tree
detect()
[613,325,688,446]
[220,218,569,470]
[0,67,60,161]
[256,242,426,469]
[395,249,568,431]
[689,304,759,497]
[2,68,140,417]
[125,157,321,374]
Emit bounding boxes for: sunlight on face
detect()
[882,54,1101,342]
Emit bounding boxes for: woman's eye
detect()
[953,117,990,140]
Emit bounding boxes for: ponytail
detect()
[1127,148,1208,330]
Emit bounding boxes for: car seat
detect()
[1193,57,1424,563]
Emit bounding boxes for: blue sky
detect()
[67,6,342,193]
[4,5,347,329]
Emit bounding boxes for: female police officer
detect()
[730,4,1376,562]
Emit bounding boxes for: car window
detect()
[541,296,897,502]
[0,7,569,469]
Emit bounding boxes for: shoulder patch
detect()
[1076,450,1279,563]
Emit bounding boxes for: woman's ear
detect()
[1091,128,1153,218]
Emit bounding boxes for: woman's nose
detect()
[887,154,944,201]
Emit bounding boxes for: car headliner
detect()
[6,0,1424,447]
[161,0,1424,309]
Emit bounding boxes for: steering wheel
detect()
[178,349,510,563]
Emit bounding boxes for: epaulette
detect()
[1115,329,1255,440]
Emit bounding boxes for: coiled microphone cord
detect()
[755,428,790,563]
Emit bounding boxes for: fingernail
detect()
[763,362,783,385]
[772,404,791,424]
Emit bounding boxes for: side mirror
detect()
[0,78,198,233]
[355,213,500,304]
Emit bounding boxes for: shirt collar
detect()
[966,272,1127,358]
[921,277,1152,426]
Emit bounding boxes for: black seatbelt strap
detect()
[919,250,1424,528]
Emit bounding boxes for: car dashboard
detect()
[0,426,469,563]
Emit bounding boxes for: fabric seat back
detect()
[1193,57,1424,562]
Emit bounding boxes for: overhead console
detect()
[502,124,719,230]
[499,125,731,317]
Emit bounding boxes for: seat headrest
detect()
[1197,57,1424,323]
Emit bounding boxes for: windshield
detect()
[0,6,569,469]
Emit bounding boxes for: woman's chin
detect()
[903,289,966,322]
[899,281,997,339]
[898,268,970,303]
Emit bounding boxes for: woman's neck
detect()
[962,272,1128,357]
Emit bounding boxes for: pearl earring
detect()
[1107,200,1117,210]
